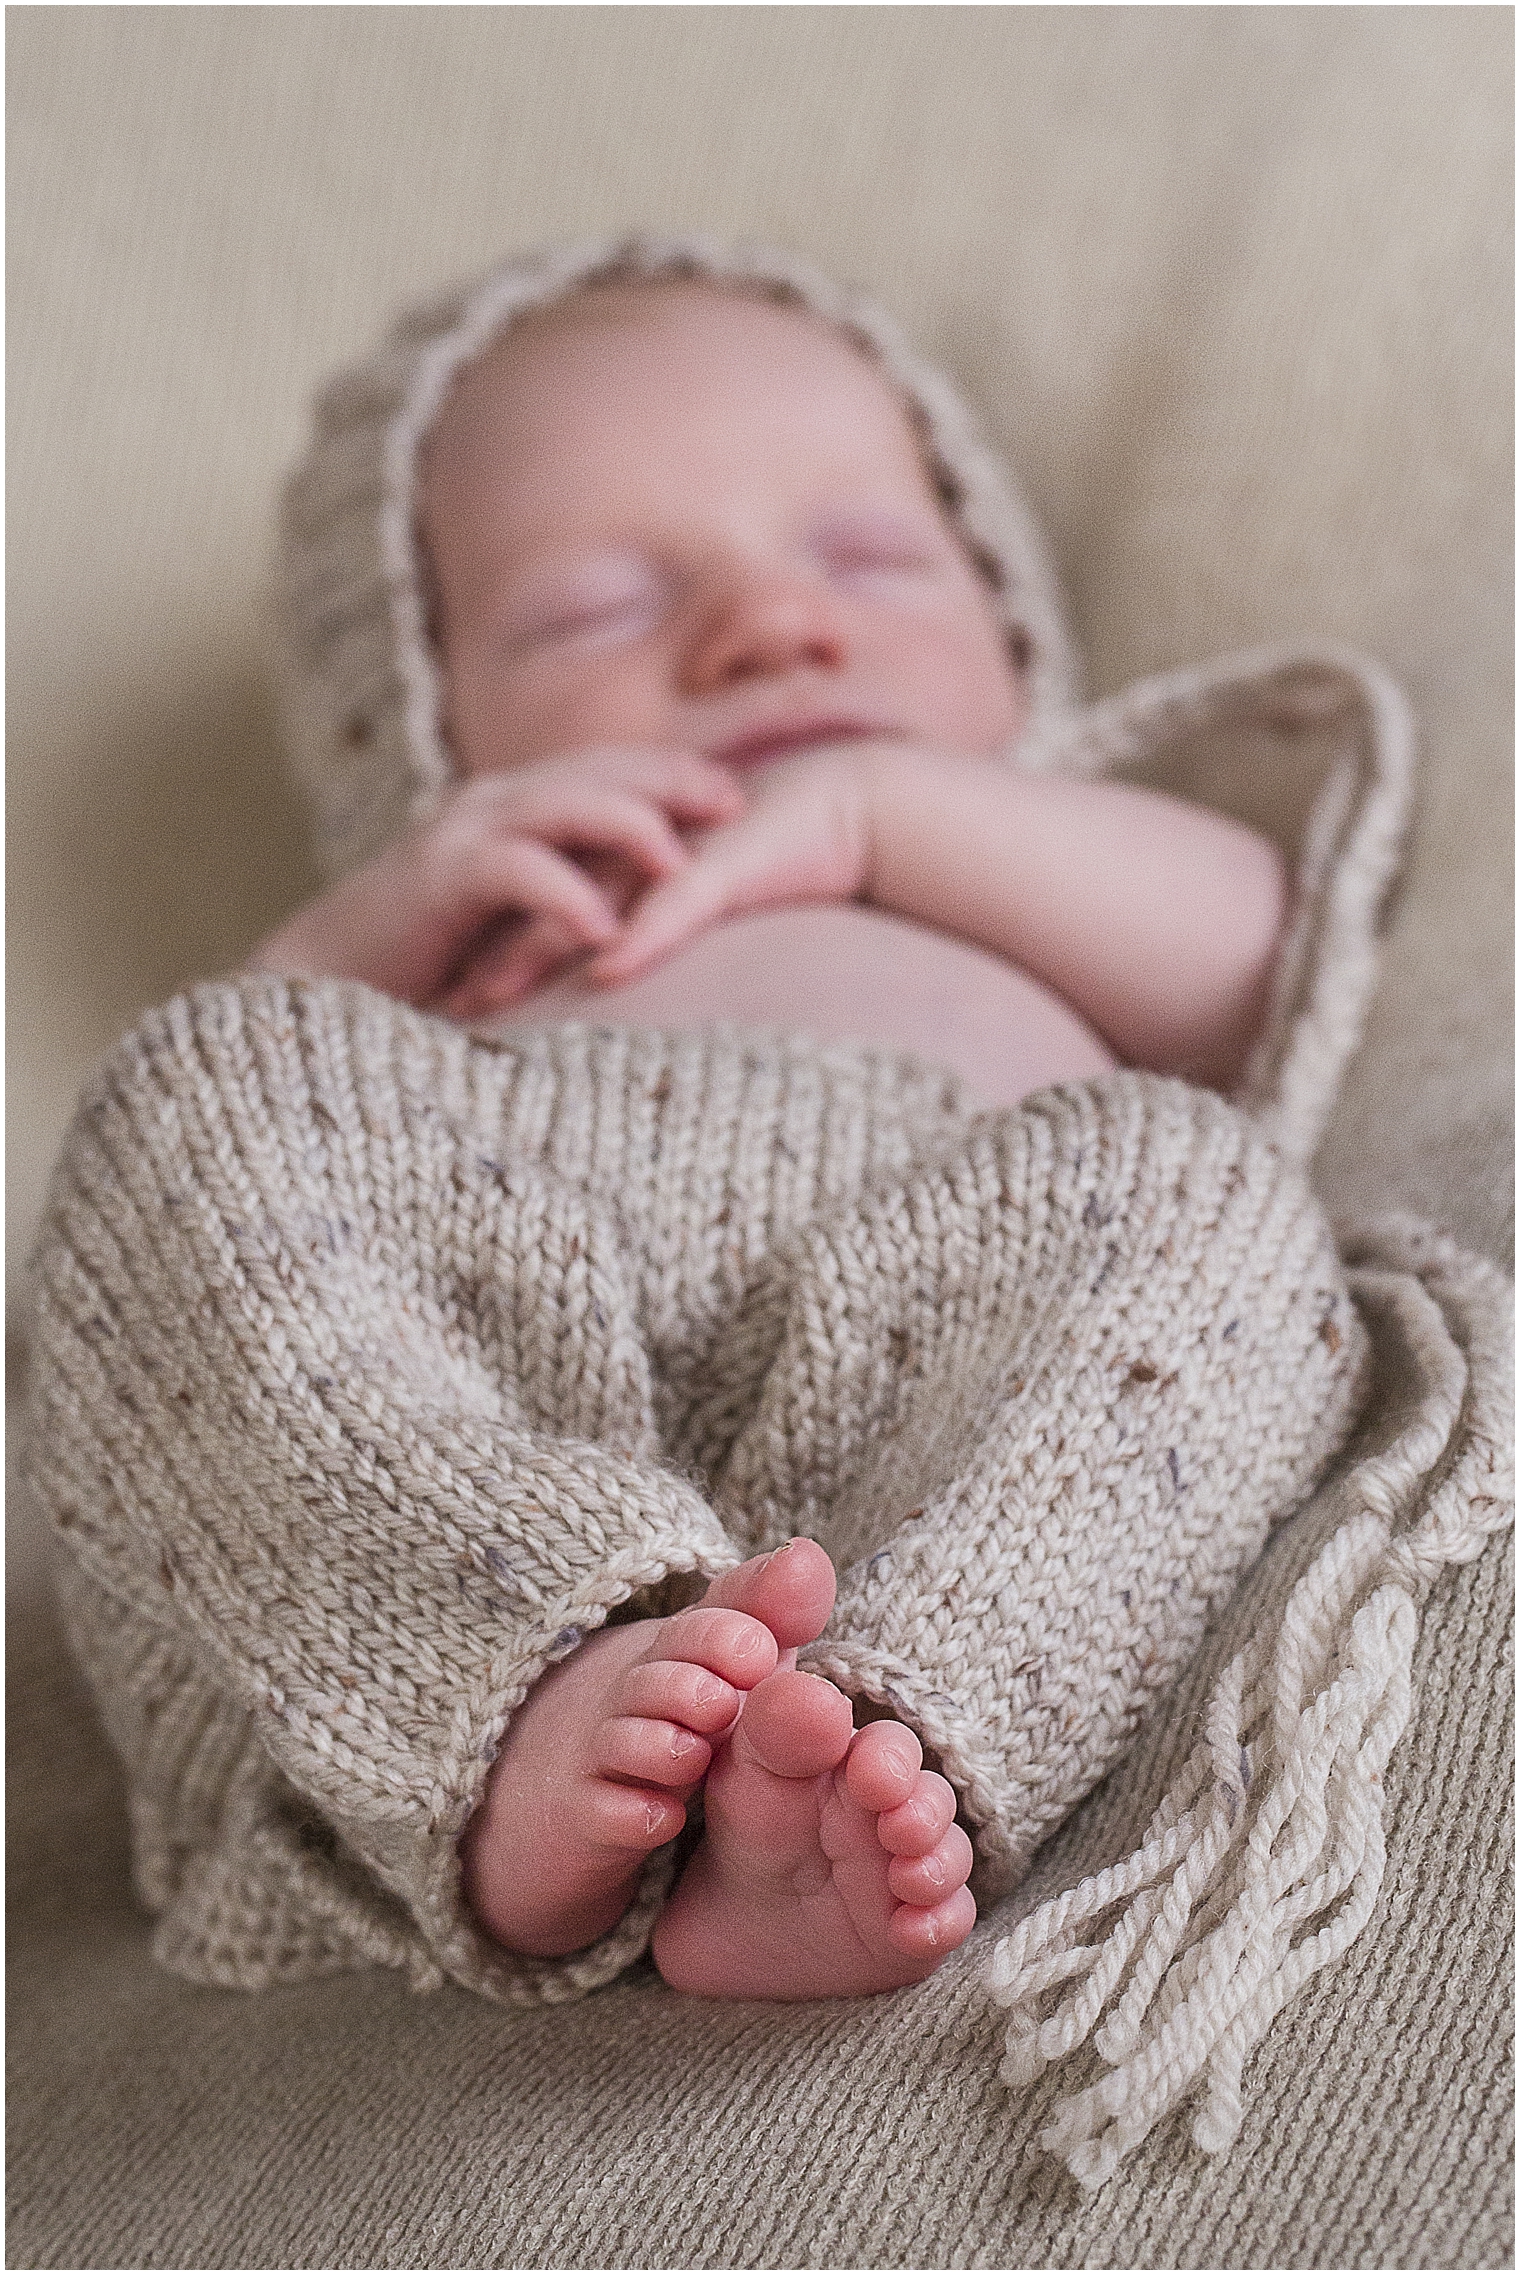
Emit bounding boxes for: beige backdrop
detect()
[8,5,1513,1335]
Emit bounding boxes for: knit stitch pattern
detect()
[27,976,1366,1999]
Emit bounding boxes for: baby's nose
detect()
[682,568,848,690]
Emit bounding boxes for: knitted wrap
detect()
[27,979,1365,1996]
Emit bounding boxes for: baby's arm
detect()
[590,745,1286,1089]
[862,749,1286,1087]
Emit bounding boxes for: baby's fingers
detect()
[583,861,735,986]
[566,748,746,826]
[645,756,748,827]
[540,792,695,882]
[438,914,580,1017]
[461,838,621,946]
[463,752,744,845]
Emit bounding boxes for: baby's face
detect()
[418,282,1025,780]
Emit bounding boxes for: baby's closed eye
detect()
[809,506,959,593]
[502,553,667,654]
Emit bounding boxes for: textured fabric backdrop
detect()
[7,8,1513,2267]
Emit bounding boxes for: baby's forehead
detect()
[426,276,925,463]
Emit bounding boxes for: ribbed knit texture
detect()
[9,1405,1510,2271]
[25,975,1367,2002]
[988,1212,1512,2179]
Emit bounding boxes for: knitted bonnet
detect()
[274,229,1079,883]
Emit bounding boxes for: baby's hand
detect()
[247,748,744,1009]
[582,743,882,989]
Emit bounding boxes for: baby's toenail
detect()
[670,1728,699,1756]
[922,1855,946,1886]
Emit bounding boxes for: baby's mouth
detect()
[713,719,891,771]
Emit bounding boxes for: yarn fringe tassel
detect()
[986,1216,1513,2191]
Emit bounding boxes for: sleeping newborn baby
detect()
[251,271,1286,1997]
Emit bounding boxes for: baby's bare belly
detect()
[486,904,1116,1109]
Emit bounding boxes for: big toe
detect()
[735,1667,855,1779]
[701,1538,837,1650]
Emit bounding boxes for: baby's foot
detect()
[460,1540,837,1958]
[650,1669,977,1999]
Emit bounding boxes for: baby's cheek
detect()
[445,643,678,780]
[891,616,1026,759]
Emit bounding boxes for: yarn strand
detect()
[988,1216,1513,2190]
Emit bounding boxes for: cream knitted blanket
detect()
[30,973,1367,2000]
[28,972,1515,2188]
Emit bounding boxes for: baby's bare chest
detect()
[487,904,1117,1108]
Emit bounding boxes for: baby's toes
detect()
[886,1883,978,1960]
[593,1714,711,1792]
[698,1538,838,1650]
[579,1777,689,1855]
[841,1717,923,1813]
[653,1605,779,1694]
[619,1659,743,1739]
[874,1768,959,1859]
[887,1820,975,1906]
